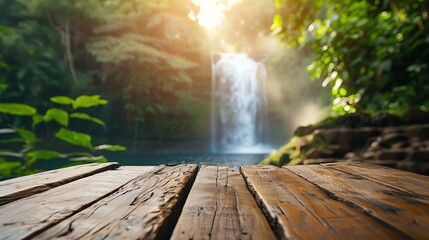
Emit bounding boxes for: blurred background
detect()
[0,0,428,178]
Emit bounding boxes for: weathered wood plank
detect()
[171,166,276,240]
[36,164,197,240]
[0,162,120,205]
[324,162,429,198]
[0,166,152,240]
[241,165,400,240]
[287,165,429,239]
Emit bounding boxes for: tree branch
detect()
[65,21,79,87]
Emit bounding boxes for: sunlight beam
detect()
[191,0,241,29]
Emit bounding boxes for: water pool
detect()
[105,152,267,166]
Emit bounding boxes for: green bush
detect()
[0,89,125,180]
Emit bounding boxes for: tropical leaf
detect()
[44,108,69,126]
[0,83,8,90]
[32,114,44,127]
[25,150,62,160]
[94,145,126,151]
[0,159,21,178]
[50,96,74,105]
[70,112,105,126]
[0,103,36,116]
[14,128,37,144]
[72,95,108,109]
[0,161,21,170]
[55,128,93,150]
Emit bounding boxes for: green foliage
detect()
[261,136,313,166]
[85,0,208,139]
[50,96,74,105]
[55,128,93,150]
[72,95,108,109]
[45,108,69,126]
[273,0,429,115]
[0,95,125,180]
[219,0,276,52]
[25,150,62,161]
[0,104,36,116]
[70,113,104,126]
[15,128,37,144]
[0,0,210,142]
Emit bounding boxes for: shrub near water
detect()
[0,91,125,180]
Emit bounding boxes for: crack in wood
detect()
[286,165,420,239]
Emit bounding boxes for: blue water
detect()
[106,153,266,166]
[34,153,267,171]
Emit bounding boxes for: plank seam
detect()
[239,167,283,240]
[154,165,199,240]
[0,163,120,206]
[24,166,152,240]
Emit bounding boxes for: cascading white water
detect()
[211,53,269,153]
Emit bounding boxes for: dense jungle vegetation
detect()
[0,0,428,178]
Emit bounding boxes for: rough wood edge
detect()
[239,165,284,239]
[0,162,120,206]
[22,166,151,240]
[154,164,198,240]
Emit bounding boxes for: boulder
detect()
[294,125,316,137]
[404,124,429,140]
[363,151,376,159]
[375,150,409,160]
[391,141,409,149]
[305,148,336,159]
[371,112,404,127]
[410,151,429,162]
[403,107,429,124]
[303,158,338,165]
[365,160,398,168]
[379,132,408,147]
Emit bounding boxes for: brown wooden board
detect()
[171,166,276,240]
[241,165,400,240]
[37,164,197,240]
[0,166,152,240]
[324,162,429,198]
[287,165,429,239]
[0,162,120,205]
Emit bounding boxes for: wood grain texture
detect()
[241,165,400,240]
[0,166,152,240]
[36,164,197,240]
[0,162,120,205]
[324,162,429,198]
[287,165,429,239]
[171,166,276,240]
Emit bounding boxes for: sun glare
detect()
[191,0,241,29]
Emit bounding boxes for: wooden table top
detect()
[0,162,428,239]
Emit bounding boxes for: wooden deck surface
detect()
[0,162,428,239]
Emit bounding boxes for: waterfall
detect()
[211,53,270,153]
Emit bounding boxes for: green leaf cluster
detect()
[273,0,429,116]
[0,95,126,180]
